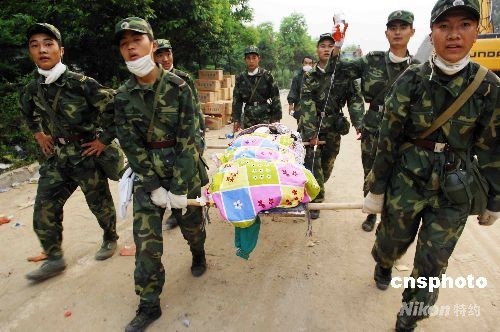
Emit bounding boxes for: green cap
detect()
[387,10,414,25]
[317,33,334,45]
[27,23,61,43]
[431,0,480,24]
[115,17,154,42]
[244,45,260,56]
[156,39,172,51]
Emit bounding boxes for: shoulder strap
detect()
[146,68,166,143]
[419,65,488,139]
[37,84,67,136]
[243,72,264,103]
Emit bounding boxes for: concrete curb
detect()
[0,162,40,190]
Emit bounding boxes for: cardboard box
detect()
[205,114,226,130]
[198,91,217,103]
[195,79,221,91]
[223,101,232,115]
[221,78,232,88]
[219,87,230,100]
[199,69,223,81]
[201,102,226,115]
[228,87,234,99]
[223,74,236,87]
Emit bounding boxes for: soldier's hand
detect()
[81,139,107,157]
[478,209,500,226]
[362,192,384,214]
[309,137,319,146]
[34,132,54,156]
[233,121,241,132]
[356,128,362,140]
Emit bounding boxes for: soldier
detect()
[20,23,119,281]
[114,17,207,331]
[232,45,282,131]
[337,10,418,232]
[362,0,499,330]
[153,38,208,231]
[300,33,364,219]
[287,55,313,120]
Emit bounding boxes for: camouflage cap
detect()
[317,33,335,45]
[27,23,61,43]
[244,45,260,56]
[387,10,414,25]
[431,0,480,24]
[156,39,172,51]
[114,17,154,42]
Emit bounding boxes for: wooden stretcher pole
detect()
[206,141,326,149]
[187,199,362,210]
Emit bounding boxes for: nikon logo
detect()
[470,51,500,58]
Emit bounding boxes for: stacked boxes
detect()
[196,70,235,130]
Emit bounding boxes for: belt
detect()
[246,101,268,106]
[55,134,87,145]
[409,139,450,153]
[145,139,177,149]
[369,104,384,112]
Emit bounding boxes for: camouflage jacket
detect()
[287,69,305,105]
[369,62,500,210]
[19,69,115,166]
[337,51,419,133]
[171,67,205,150]
[114,67,199,195]
[299,63,364,141]
[231,67,282,123]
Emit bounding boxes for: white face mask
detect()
[126,54,156,77]
[302,65,313,72]
[38,61,67,84]
[388,51,409,64]
[432,53,470,76]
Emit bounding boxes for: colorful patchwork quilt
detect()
[207,124,320,228]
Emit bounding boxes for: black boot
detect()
[395,313,417,332]
[191,252,207,277]
[361,214,377,232]
[374,263,392,290]
[125,305,162,332]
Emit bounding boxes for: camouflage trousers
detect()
[33,157,118,259]
[360,129,378,196]
[372,170,469,322]
[304,132,341,202]
[133,177,206,306]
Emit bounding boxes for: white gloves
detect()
[151,187,170,208]
[362,192,385,214]
[478,209,500,226]
[168,191,188,209]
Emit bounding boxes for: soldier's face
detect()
[317,40,334,63]
[119,31,157,62]
[431,9,479,63]
[385,21,415,49]
[245,54,260,71]
[154,49,173,70]
[28,33,64,70]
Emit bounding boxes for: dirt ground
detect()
[0,91,498,332]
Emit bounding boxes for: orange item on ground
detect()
[0,216,12,225]
[119,245,136,256]
[27,252,48,262]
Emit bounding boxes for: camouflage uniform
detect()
[287,69,306,121]
[336,10,419,194]
[232,46,282,129]
[19,69,119,260]
[299,63,364,203]
[114,67,206,306]
[368,58,499,326]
